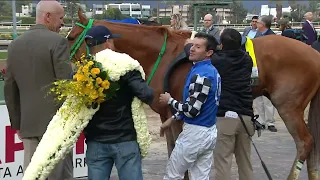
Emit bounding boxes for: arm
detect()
[52,37,73,80]
[123,70,154,105]
[168,74,213,118]
[4,44,21,130]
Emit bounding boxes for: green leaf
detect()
[99,71,107,80]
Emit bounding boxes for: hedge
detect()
[0,32,69,40]
[0,16,74,25]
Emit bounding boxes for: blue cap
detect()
[85,26,121,47]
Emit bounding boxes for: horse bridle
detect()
[68,18,168,85]
[69,18,94,60]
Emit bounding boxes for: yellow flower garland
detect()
[22,49,151,180]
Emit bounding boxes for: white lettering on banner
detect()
[0,105,88,179]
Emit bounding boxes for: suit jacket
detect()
[201,26,221,43]
[303,21,317,45]
[263,28,276,35]
[4,24,73,138]
[242,26,262,38]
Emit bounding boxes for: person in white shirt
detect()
[242,16,262,39]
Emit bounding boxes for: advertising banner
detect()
[0,105,88,179]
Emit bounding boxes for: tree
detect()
[230,1,247,23]
[94,8,127,20]
[268,0,282,22]
[152,8,157,17]
[289,1,308,21]
[62,0,81,26]
[308,1,320,18]
[251,6,257,14]
[105,8,126,20]
[309,1,318,13]
[0,1,12,16]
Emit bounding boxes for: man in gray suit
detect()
[202,14,221,42]
[4,1,73,179]
[242,16,262,39]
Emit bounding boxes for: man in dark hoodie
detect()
[212,28,255,180]
[184,28,255,180]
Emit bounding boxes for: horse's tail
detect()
[307,88,320,177]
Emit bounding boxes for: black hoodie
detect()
[211,49,253,117]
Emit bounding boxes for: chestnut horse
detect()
[67,9,320,180]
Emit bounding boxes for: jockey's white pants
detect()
[253,96,275,127]
[163,123,217,180]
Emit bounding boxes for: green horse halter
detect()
[69,18,94,59]
[68,18,167,85]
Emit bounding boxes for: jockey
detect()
[185,28,255,180]
[83,25,154,180]
[159,32,221,180]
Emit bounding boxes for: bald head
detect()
[304,12,313,21]
[204,14,213,20]
[204,14,213,29]
[36,0,65,32]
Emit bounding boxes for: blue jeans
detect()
[86,140,143,180]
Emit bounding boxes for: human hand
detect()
[159,92,172,105]
[160,117,173,137]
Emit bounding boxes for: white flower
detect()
[23,49,151,180]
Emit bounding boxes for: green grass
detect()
[0,52,8,59]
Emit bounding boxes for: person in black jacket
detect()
[255,15,278,132]
[278,19,295,39]
[184,28,255,180]
[83,26,154,180]
[312,37,320,52]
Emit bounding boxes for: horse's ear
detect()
[78,8,88,25]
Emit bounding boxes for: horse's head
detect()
[67,8,92,61]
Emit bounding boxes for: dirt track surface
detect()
[98,106,309,180]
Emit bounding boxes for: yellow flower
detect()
[82,66,89,73]
[88,61,94,66]
[96,77,103,84]
[83,87,91,94]
[89,91,98,100]
[97,97,105,104]
[76,74,85,81]
[80,53,86,60]
[86,82,94,89]
[101,80,110,89]
[91,68,100,75]
[77,66,82,73]
[98,87,104,93]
